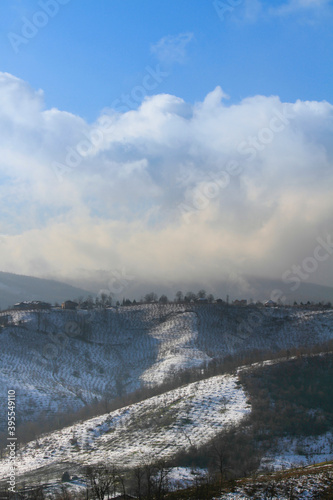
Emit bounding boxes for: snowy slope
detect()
[0,304,211,430]
[260,433,333,471]
[0,373,250,482]
[0,304,332,431]
[215,463,333,499]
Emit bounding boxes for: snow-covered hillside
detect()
[260,432,333,471]
[0,304,332,430]
[0,373,250,484]
[216,462,333,499]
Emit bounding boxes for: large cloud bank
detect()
[0,72,332,295]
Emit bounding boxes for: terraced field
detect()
[0,373,250,484]
[0,304,332,431]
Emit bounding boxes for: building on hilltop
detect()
[61,300,78,310]
[264,299,277,307]
[196,297,208,304]
[13,301,51,310]
[232,299,248,306]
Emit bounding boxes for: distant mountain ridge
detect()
[67,273,333,305]
[0,270,331,311]
[0,271,92,310]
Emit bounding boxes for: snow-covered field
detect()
[0,304,332,430]
[0,305,208,429]
[0,303,332,496]
[215,464,333,499]
[167,466,208,491]
[260,432,333,471]
[0,373,250,483]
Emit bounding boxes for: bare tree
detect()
[100,293,108,308]
[185,291,197,302]
[159,295,168,304]
[151,459,170,499]
[84,466,113,500]
[145,292,158,303]
[210,435,231,485]
[132,465,145,499]
[112,466,127,498]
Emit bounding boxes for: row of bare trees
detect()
[144,289,215,304]
[67,289,217,308]
[84,460,171,499]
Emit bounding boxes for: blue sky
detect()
[0,0,333,299]
[1,0,333,121]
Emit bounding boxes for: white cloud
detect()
[233,0,332,21]
[230,0,263,23]
[151,32,194,65]
[269,0,332,16]
[0,73,333,293]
